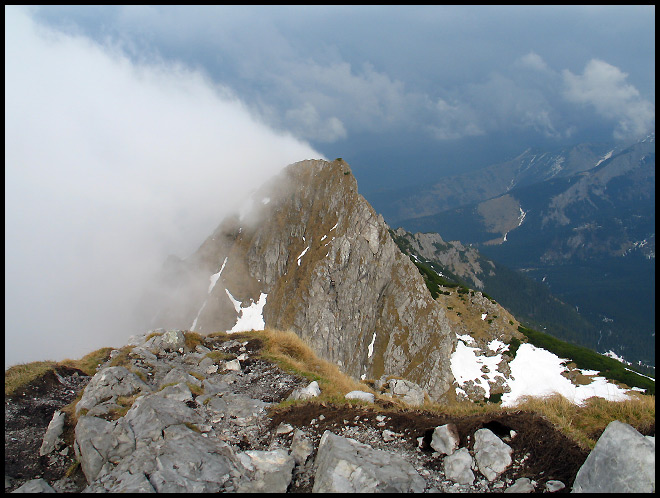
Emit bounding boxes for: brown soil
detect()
[5,366,90,492]
[270,402,589,492]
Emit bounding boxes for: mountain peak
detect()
[144,159,458,402]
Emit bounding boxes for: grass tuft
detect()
[5,361,58,397]
[255,329,373,401]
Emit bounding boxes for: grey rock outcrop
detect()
[145,159,457,402]
[345,390,375,403]
[473,428,513,481]
[75,366,149,416]
[290,429,314,466]
[443,447,475,485]
[572,420,655,493]
[11,478,56,493]
[505,477,535,493]
[39,410,66,456]
[387,378,426,406]
[431,423,460,456]
[287,380,321,401]
[312,430,426,492]
[236,449,295,493]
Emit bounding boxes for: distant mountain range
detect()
[378,135,655,368]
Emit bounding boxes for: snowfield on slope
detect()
[451,335,633,407]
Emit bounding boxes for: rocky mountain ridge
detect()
[143,159,457,402]
[372,140,624,225]
[6,329,655,493]
[397,136,655,367]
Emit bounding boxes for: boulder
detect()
[388,378,426,406]
[572,420,655,493]
[545,480,566,492]
[473,428,513,481]
[431,423,460,456]
[312,431,425,492]
[39,410,66,456]
[11,478,56,493]
[236,449,295,492]
[443,447,475,485]
[150,330,186,354]
[505,477,535,493]
[287,380,321,401]
[290,429,313,465]
[345,390,375,403]
[224,359,241,371]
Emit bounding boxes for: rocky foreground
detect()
[6,330,655,493]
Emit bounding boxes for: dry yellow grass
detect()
[255,328,374,402]
[5,360,58,396]
[184,331,205,351]
[420,392,655,450]
[511,392,656,449]
[60,347,114,376]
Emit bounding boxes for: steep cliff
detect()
[145,159,457,402]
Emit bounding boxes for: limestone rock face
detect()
[146,159,457,402]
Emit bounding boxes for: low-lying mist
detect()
[5,7,322,368]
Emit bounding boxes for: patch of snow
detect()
[297,246,310,266]
[502,232,508,242]
[208,258,228,294]
[595,150,613,167]
[367,332,376,358]
[481,313,488,321]
[456,333,476,346]
[321,234,327,241]
[329,222,338,231]
[500,343,631,407]
[488,339,507,352]
[225,288,242,314]
[228,292,267,333]
[261,197,271,205]
[625,368,655,381]
[517,207,526,227]
[549,156,564,177]
[191,301,207,331]
[191,258,229,331]
[603,350,628,364]
[450,341,503,398]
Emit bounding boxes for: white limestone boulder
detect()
[312,431,425,492]
[572,420,655,493]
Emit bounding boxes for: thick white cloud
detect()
[5,6,322,367]
[284,102,347,143]
[562,59,655,140]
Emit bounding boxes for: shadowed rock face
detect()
[147,159,457,402]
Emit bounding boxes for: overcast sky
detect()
[4,5,655,367]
